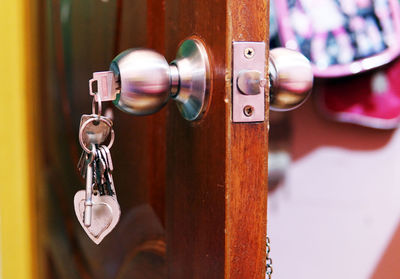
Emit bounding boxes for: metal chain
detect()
[266,236,273,279]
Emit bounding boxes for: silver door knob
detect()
[269,48,313,111]
[109,38,210,121]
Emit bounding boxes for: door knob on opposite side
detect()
[268,47,314,111]
[109,38,210,121]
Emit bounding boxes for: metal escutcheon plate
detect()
[232,42,266,122]
[172,39,211,121]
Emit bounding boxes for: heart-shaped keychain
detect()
[76,72,121,245]
[74,190,121,244]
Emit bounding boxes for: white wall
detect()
[268,100,400,279]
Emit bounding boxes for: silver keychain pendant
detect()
[74,189,121,244]
[74,78,121,245]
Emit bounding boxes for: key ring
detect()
[92,93,102,119]
[79,117,115,153]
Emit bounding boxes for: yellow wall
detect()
[0,0,38,278]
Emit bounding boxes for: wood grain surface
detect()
[165,2,227,277]
[165,0,269,278]
[226,1,269,278]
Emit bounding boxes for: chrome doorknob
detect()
[109,39,210,121]
[269,48,313,111]
[110,49,172,115]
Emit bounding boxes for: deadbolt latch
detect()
[232,42,314,123]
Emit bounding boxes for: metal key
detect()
[96,147,107,178]
[96,147,115,196]
[94,147,107,195]
[99,145,116,195]
[83,145,96,227]
[100,145,113,172]
[77,150,87,176]
[78,150,93,179]
[89,71,118,102]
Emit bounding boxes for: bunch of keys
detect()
[74,71,120,244]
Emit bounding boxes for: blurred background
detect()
[268,1,400,278]
[1,0,400,278]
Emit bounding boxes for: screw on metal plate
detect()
[243,105,254,117]
[244,47,255,59]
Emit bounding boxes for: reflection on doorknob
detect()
[269,48,313,111]
[109,38,211,121]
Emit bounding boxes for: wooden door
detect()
[37,0,269,278]
[164,2,269,278]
